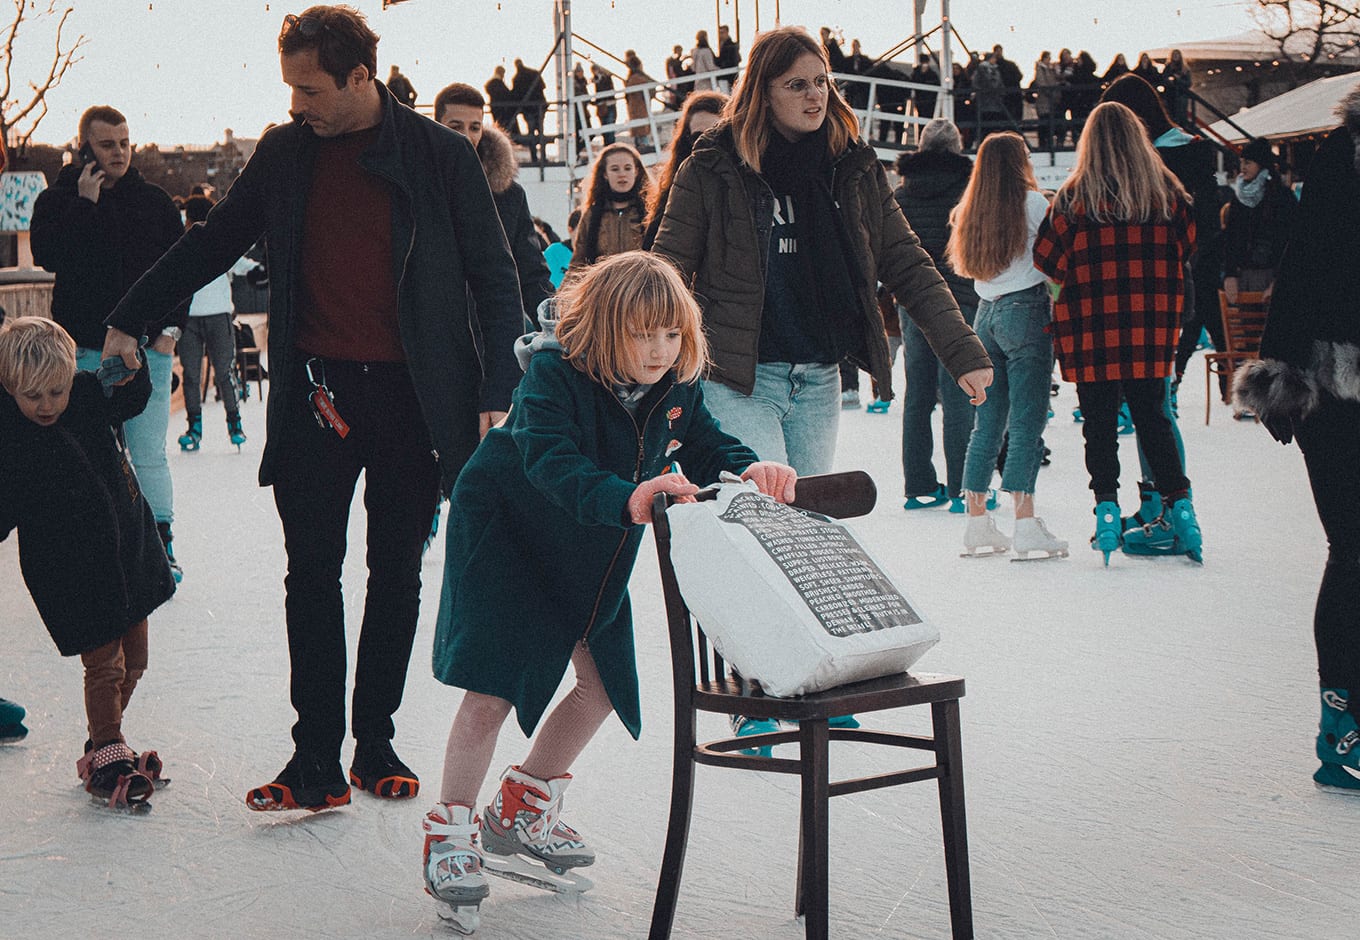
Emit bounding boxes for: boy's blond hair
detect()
[0,317,77,395]
[555,251,708,387]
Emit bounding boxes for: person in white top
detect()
[690,30,719,91]
[945,132,1067,560]
[175,194,257,452]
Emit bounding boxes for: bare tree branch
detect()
[1,1,86,150]
[1252,0,1360,65]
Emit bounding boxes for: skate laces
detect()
[424,806,484,879]
[496,772,578,847]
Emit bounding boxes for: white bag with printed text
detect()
[664,482,938,697]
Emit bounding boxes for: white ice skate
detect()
[960,513,1011,558]
[480,766,595,894]
[422,803,489,935]
[1011,517,1069,562]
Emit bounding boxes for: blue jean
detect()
[78,346,174,524]
[899,306,974,498]
[702,362,841,476]
[961,283,1053,495]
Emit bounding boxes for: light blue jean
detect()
[78,345,175,524]
[961,283,1054,495]
[702,361,841,476]
[899,306,975,498]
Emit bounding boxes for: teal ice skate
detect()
[1315,688,1360,791]
[0,697,27,743]
[178,414,202,452]
[1167,497,1203,563]
[227,413,247,451]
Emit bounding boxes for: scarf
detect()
[760,124,860,354]
[1235,168,1270,209]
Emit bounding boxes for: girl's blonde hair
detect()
[0,316,77,395]
[555,251,708,387]
[946,132,1038,282]
[724,26,859,174]
[1053,101,1189,223]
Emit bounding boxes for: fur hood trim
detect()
[476,124,518,195]
[1233,340,1360,421]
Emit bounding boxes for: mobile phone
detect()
[77,142,100,171]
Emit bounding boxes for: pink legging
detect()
[440,640,615,807]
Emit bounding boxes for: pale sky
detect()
[7,0,1258,148]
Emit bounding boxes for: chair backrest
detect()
[1217,290,1270,358]
[649,471,878,694]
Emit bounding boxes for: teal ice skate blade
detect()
[865,398,890,414]
[1314,762,1360,791]
[1091,502,1122,566]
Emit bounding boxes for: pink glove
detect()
[627,472,700,524]
[741,461,797,503]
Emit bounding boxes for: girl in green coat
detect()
[420,252,796,930]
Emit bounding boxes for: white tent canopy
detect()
[1208,70,1360,142]
[1146,29,1360,65]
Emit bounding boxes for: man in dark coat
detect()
[100,4,525,813]
[435,82,555,329]
[511,57,548,162]
[716,24,741,92]
[484,65,516,130]
[386,64,418,108]
[30,105,188,581]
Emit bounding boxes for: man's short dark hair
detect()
[79,106,128,142]
[434,83,485,121]
[183,195,215,224]
[278,4,379,90]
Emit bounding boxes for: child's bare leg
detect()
[80,636,127,747]
[441,691,512,806]
[118,620,149,711]
[1012,491,1035,520]
[521,641,615,780]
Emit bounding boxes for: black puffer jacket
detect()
[477,124,554,329]
[0,369,174,656]
[105,83,525,497]
[1222,177,1298,278]
[893,149,979,310]
[30,165,186,349]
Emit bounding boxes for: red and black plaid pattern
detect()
[1032,198,1196,384]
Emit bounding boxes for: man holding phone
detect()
[30,106,189,580]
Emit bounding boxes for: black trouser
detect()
[1296,394,1360,715]
[271,357,440,761]
[1174,255,1228,382]
[1075,377,1190,501]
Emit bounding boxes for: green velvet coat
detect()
[433,350,758,739]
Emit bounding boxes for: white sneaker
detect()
[961,513,1011,557]
[1012,517,1069,561]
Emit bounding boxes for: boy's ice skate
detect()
[423,803,490,934]
[1315,688,1360,792]
[0,697,27,743]
[84,742,153,813]
[480,766,595,893]
[227,414,247,451]
[246,750,351,812]
[961,513,1011,557]
[1011,517,1069,561]
[178,415,202,452]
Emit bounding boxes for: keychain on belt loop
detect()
[305,357,351,439]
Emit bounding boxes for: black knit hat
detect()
[1240,137,1276,169]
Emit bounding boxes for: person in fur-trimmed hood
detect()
[435,82,555,330]
[1233,86,1360,793]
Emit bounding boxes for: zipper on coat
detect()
[582,388,671,642]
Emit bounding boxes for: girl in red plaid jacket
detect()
[1033,101,1203,564]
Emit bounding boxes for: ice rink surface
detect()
[1,370,1354,939]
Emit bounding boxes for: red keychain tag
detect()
[310,386,350,439]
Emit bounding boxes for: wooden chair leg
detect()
[649,715,699,940]
[797,719,831,940]
[932,699,974,940]
[1204,360,1213,425]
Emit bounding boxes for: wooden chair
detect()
[647,471,972,940]
[1204,290,1270,424]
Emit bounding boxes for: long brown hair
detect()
[647,90,728,223]
[724,26,859,174]
[555,252,708,387]
[1053,101,1188,223]
[946,132,1038,282]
